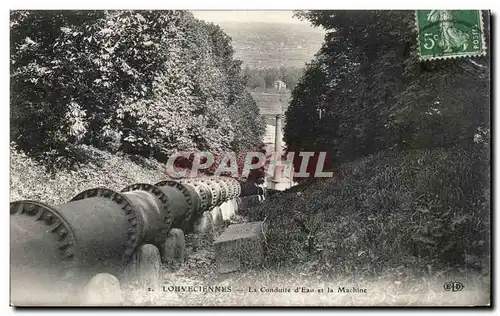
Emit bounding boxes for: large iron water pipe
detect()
[177,178,213,214]
[10,188,145,304]
[10,176,258,305]
[120,183,172,246]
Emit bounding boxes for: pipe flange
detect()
[11,200,77,260]
[221,178,235,198]
[10,200,79,281]
[194,181,213,210]
[155,180,195,228]
[71,188,142,257]
[228,178,242,197]
[215,179,228,202]
[218,177,239,198]
[199,178,221,206]
[189,182,210,213]
[121,183,173,235]
[181,179,211,213]
[231,179,241,197]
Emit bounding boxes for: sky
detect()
[191,10,309,25]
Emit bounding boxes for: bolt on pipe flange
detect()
[193,181,213,211]
[121,183,172,246]
[185,182,210,214]
[204,177,227,204]
[10,200,78,267]
[11,200,77,261]
[214,176,240,199]
[227,177,241,198]
[153,181,189,228]
[189,178,218,209]
[228,177,242,197]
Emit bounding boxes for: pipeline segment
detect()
[10,188,145,304]
[10,176,263,305]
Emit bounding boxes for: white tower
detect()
[274,80,286,93]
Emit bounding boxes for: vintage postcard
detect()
[9,10,490,307]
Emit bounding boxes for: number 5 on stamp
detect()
[415,10,487,60]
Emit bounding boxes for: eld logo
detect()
[443,281,464,292]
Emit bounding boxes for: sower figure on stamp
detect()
[427,10,470,53]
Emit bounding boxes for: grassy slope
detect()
[247,146,490,281]
[10,144,173,205]
[159,146,489,306]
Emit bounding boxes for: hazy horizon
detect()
[191,10,311,25]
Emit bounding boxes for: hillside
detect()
[215,21,325,69]
[9,143,176,206]
[244,146,490,304]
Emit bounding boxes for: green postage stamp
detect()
[415,10,486,60]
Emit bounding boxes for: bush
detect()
[10,142,173,205]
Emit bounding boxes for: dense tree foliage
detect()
[10,10,265,167]
[274,11,490,272]
[285,10,490,164]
